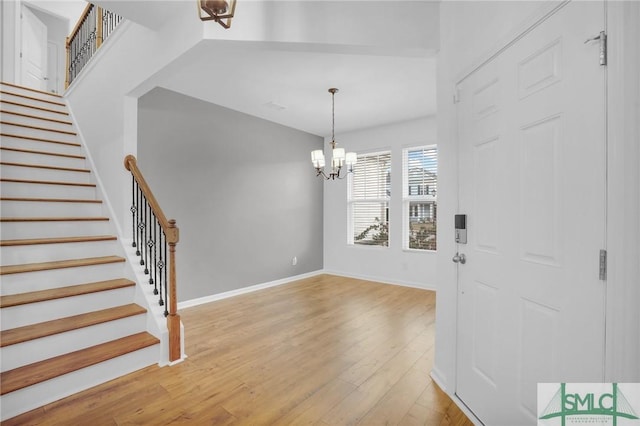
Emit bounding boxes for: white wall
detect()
[138,88,324,302]
[65,4,204,238]
[205,1,439,55]
[1,0,19,83]
[323,117,437,289]
[24,0,85,32]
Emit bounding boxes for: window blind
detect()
[349,151,391,247]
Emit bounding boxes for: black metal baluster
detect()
[151,217,158,291]
[144,197,150,274]
[157,229,163,297]
[140,195,146,267]
[136,184,141,256]
[148,211,156,285]
[141,196,148,271]
[131,176,137,249]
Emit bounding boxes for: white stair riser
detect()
[0,262,127,295]
[0,102,70,122]
[0,136,82,156]
[1,286,135,330]
[0,344,159,421]
[0,91,67,114]
[0,220,112,240]
[0,149,86,169]
[0,182,96,199]
[1,313,146,371]
[1,112,75,133]
[0,124,77,145]
[0,85,66,104]
[0,200,103,217]
[0,165,92,183]
[1,239,120,265]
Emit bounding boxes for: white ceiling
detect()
[156,41,436,137]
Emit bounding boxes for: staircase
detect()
[0,82,160,421]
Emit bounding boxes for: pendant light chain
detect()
[330,88,337,149]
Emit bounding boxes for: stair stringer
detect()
[126,242,187,366]
[64,94,185,367]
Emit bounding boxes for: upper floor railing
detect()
[124,155,181,362]
[65,3,123,88]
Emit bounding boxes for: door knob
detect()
[452,253,466,264]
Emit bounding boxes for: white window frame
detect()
[348,150,391,247]
[403,145,438,251]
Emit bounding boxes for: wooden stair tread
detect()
[0,161,90,173]
[0,332,159,395]
[0,82,63,99]
[0,278,135,308]
[1,178,95,187]
[0,90,66,107]
[1,110,73,125]
[0,146,84,159]
[0,133,80,147]
[0,256,125,275]
[0,304,147,347]
[0,100,69,116]
[0,121,76,135]
[0,235,116,247]
[0,217,109,222]
[0,197,101,203]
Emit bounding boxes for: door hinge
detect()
[453,87,461,104]
[599,249,607,280]
[585,30,607,66]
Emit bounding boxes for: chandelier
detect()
[311,88,357,180]
[198,0,236,29]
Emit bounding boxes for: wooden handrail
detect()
[124,155,178,244]
[65,4,122,89]
[68,3,94,45]
[124,154,181,362]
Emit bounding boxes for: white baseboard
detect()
[177,270,324,310]
[322,269,436,292]
[430,369,483,426]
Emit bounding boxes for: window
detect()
[348,151,391,247]
[403,146,437,250]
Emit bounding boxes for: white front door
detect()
[21,6,48,91]
[455,1,607,424]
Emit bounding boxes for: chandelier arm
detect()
[316,169,331,180]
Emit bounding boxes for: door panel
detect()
[456,2,606,425]
[21,6,47,91]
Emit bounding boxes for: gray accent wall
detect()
[138,88,324,302]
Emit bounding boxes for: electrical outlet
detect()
[292,256,297,266]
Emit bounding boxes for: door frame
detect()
[433,1,640,423]
[603,0,640,382]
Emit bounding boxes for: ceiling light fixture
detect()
[311,88,357,180]
[198,0,236,29]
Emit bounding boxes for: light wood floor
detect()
[6,274,473,425]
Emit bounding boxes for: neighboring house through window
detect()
[403,145,437,250]
[348,151,391,247]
